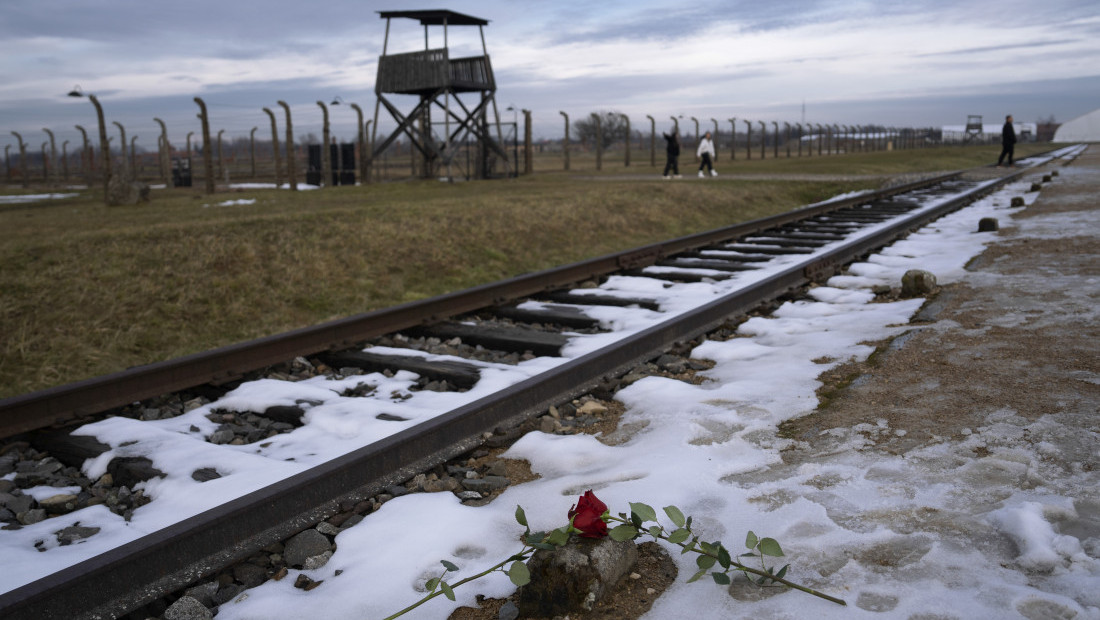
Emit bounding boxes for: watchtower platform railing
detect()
[376,48,494,95]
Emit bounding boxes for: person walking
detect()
[662,129,681,179]
[997,114,1016,167]
[697,131,717,177]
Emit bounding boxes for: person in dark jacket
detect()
[997,114,1016,167]
[662,130,681,179]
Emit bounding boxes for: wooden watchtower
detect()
[370,10,511,180]
[964,115,983,143]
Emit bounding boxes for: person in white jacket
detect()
[697,131,717,177]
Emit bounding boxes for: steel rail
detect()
[0,165,1038,620]
[0,172,967,438]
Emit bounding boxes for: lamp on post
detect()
[67,85,111,202]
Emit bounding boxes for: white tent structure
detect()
[1053,108,1100,142]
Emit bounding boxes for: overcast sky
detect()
[2,0,1099,153]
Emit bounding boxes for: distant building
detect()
[1053,109,1100,142]
[941,122,1036,144]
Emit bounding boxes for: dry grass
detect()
[0,144,1053,397]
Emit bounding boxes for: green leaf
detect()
[440,581,456,601]
[711,571,731,585]
[529,542,556,550]
[648,525,663,539]
[546,527,570,547]
[745,531,758,550]
[515,505,528,528]
[630,512,643,529]
[685,516,692,530]
[526,531,547,544]
[776,564,789,580]
[699,541,718,556]
[663,505,686,528]
[440,560,459,572]
[425,577,440,592]
[717,546,732,569]
[696,554,716,570]
[759,537,784,557]
[630,502,657,523]
[667,528,690,544]
[609,524,639,541]
[507,561,531,587]
[687,568,709,583]
[681,540,696,554]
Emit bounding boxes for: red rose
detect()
[568,490,608,538]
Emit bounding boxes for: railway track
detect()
[0,148,1080,619]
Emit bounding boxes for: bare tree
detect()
[573,110,628,150]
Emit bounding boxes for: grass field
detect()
[0,143,1053,398]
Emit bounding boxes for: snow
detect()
[0,192,78,204]
[2,149,1095,619]
[204,198,257,207]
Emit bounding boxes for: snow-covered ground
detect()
[0,192,79,204]
[2,149,1095,619]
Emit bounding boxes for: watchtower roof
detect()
[377,10,489,26]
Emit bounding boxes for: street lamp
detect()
[67,85,111,201]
